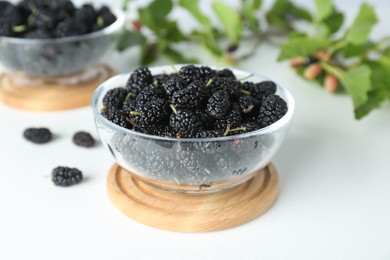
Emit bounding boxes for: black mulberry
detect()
[138,98,170,127]
[214,103,242,131]
[23,128,52,144]
[73,131,95,148]
[126,67,153,96]
[257,94,287,128]
[170,109,202,137]
[102,108,131,129]
[171,80,209,109]
[30,8,58,30]
[207,90,231,119]
[54,17,88,37]
[217,68,236,79]
[52,166,83,187]
[238,95,260,116]
[103,87,128,109]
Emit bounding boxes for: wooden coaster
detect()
[107,163,279,232]
[0,65,115,111]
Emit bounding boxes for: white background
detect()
[1,1,390,260]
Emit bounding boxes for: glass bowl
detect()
[0,8,124,78]
[92,65,295,193]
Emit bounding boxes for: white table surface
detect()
[1,1,390,260]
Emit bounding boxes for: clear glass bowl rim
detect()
[92,65,295,143]
[0,8,125,44]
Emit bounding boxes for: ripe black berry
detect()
[54,17,88,37]
[178,65,199,84]
[171,80,209,109]
[257,94,288,128]
[52,166,83,187]
[102,108,131,129]
[23,128,52,144]
[170,109,202,137]
[103,87,128,109]
[73,131,95,148]
[137,98,170,127]
[214,103,242,131]
[238,95,260,116]
[207,90,231,119]
[75,4,97,27]
[30,8,58,30]
[217,68,236,79]
[126,67,153,96]
[243,81,277,101]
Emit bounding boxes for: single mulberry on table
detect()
[73,131,95,148]
[23,128,52,144]
[52,166,83,187]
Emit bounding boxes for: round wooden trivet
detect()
[0,65,115,111]
[107,163,279,232]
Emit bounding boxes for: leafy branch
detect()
[116,0,390,119]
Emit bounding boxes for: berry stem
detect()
[170,104,177,114]
[238,73,254,81]
[12,25,27,33]
[243,105,254,113]
[223,124,231,136]
[171,64,178,73]
[97,16,104,27]
[128,119,139,128]
[240,89,251,95]
[205,78,213,87]
[173,177,181,185]
[130,111,140,115]
[125,92,133,101]
[229,127,247,133]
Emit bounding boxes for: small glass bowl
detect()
[0,9,124,78]
[92,65,295,193]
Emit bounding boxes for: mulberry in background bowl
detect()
[0,9,124,78]
[92,65,295,193]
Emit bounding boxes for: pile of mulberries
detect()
[0,0,116,38]
[101,65,288,138]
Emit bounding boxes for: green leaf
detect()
[322,64,371,115]
[179,0,212,28]
[355,57,390,118]
[242,0,263,32]
[115,30,146,52]
[354,89,386,119]
[366,58,390,98]
[163,47,198,64]
[322,10,344,34]
[278,37,331,60]
[383,46,390,57]
[266,0,312,29]
[140,43,158,65]
[122,0,130,11]
[138,0,173,32]
[212,1,242,44]
[316,24,331,38]
[314,0,333,21]
[164,21,186,42]
[289,4,312,22]
[342,42,374,58]
[346,3,377,45]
